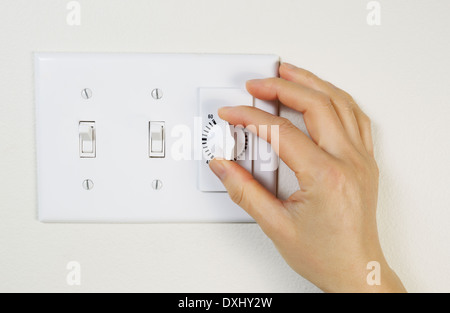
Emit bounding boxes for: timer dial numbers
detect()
[202,118,248,163]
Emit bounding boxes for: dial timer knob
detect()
[202,120,247,162]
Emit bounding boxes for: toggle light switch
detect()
[149,121,165,158]
[79,121,96,158]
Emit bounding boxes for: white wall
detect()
[1,0,449,292]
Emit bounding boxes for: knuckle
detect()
[228,179,259,212]
[360,113,371,127]
[341,90,354,102]
[266,116,295,138]
[324,80,335,88]
[337,89,356,104]
[352,154,379,183]
[340,99,354,113]
[316,94,333,110]
[229,185,245,207]
[276,116,295,131]
[303,70,318,85]
[337,91,358,111]
[275,117,298,139]
[315,92,330,104]
[266,77,282,88]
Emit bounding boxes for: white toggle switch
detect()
[149,121,165,158]
[79,121,96,158]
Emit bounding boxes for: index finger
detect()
[219,106,324,180]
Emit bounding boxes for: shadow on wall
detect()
[373,121,417,292]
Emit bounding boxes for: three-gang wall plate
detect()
[35,53,279,222]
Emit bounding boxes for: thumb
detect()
[209,158,284,233]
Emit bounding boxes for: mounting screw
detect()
[152,179,163,190]
[151,88,163,100]
[82,179,94,190]
[81,88,92,99]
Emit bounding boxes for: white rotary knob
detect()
[202,120,247,161]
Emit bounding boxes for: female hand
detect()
[209,63,406,293]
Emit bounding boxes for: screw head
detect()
[82,179,94,190]
[152,179,163,190]
[81,88,92,99]
[151,88,163,100]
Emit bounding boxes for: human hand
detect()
[209,63,406,293]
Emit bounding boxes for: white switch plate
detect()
[35,53,279,222]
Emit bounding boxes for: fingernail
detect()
[209,158,227,180]
[247,79,263,85]
[282,62,296,69]
[218,106,232,118]
[219,106,232,112]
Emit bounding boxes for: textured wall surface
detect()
[1,0,449,292]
